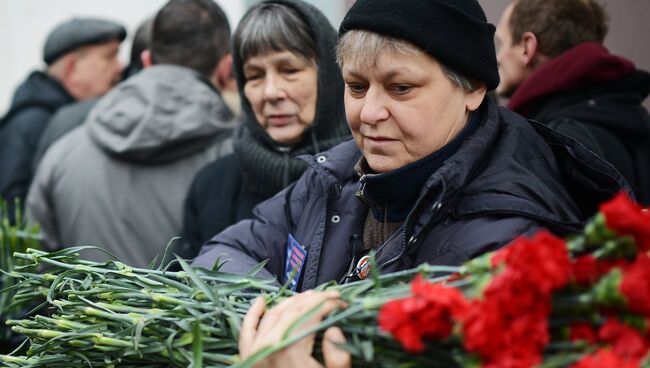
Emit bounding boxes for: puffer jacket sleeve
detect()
[0,108,51,206]
[191,173,310,281]
[416,215,544,267]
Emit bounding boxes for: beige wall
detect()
[479,0,650,110]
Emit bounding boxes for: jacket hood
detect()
[532,70,650,136]
[508,42,638,117]
[2,71,73,125]
[87,65,237,163]
[233,0,350,150]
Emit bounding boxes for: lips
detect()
[365,135,397,143]
[266,114,295,126]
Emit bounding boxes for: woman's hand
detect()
[239,290,351,368]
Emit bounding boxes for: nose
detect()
[359,87,389,125]
[263,73,286,102]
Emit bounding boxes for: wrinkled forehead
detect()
[336,30,425,70]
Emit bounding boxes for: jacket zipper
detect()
[355,175,381,210]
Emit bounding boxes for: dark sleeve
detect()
[181,156,241,259]
[0,108,52,205]
[417,216,544,266]
[191,173,311,282]
[182,168,210,259]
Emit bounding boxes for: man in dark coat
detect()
[0,17,126,213]
[31,18,154,171]
[496,0,650,205]
[193,0,631,294]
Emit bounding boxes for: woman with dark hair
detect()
[182,0,350,257]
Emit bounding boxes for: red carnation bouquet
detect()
[3,192,649,368]
[376,192,650,367]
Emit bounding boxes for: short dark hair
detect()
[122,18,154,79]
[233,3,317,64]
[151,0,231,77]
[510,0,608,57]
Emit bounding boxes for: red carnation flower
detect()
[463,272,549,367]
[620,255,650,315]
[492,231,572,294]
[571,255,603,286]
[411,275,469,320]
[378,298,428,352]
[462,299,506,357]
[483,269,551,317]
[571,349,639,368]
[598,318,649,360]
[482,346,543,368]
[378,275,468,353]
[570,322,598,344]
[600,192,650,252]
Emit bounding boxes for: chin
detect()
[365,155,400,174]
[269,130,303,145]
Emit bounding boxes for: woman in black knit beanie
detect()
[195,0,630,365]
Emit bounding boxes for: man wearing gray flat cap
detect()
[0,16,126,219]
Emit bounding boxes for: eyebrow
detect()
[344,67,419,80]
[246,52,308,67]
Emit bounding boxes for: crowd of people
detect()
[0,0,648,364]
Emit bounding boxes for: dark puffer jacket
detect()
[0,71,74,207]
[193,100,630,291]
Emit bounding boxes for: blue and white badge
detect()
[283,234,308,291]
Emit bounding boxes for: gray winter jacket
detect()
[193,100,630,291]
[27,65,237,267]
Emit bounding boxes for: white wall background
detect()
[0,0,249,115]
[0,0,348,115]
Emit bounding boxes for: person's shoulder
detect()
[3,107,52,130]
[300,138,360,181]
[49,99,96,125]
[190,153,241,192]
[196,153,239,179]
[39,126,89,168]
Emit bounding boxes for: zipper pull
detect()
[355,175,367,200]
[355,175,380,209]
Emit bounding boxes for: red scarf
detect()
[508,42,636,116]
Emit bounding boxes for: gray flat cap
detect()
[43,17,127,65]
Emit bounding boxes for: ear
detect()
[465,84,487,112]
[62,54,78,81]
[141,49,153,68]
[520,31,539,67]
[211,54,234,92]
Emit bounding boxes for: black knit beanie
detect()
[339,0,499,91]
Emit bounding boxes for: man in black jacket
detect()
[0,17,126,214]
[495,0,650,204]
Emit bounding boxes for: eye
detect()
[390,84,413,95]
[281,67,301,75]
[346,83,367,96]
[244,72,263,82]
